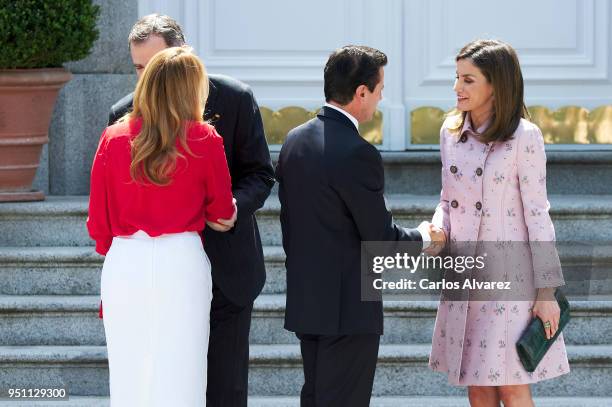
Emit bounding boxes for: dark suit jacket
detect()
[276,106,423,335]
[108,74,275,306]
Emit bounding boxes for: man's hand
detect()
[206,198,238,232]
[424,223,447,255]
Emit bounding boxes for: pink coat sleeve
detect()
[517,125,564,288]
[432,126,451,241]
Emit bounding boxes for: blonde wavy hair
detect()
[124,46,209,185]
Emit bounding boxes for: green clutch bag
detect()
[516,289,571,373]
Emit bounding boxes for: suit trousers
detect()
[296,333,380,407]
[101,230,212,407]
[206,283,253,407]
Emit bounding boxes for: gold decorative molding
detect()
[529,106,612,144]
[261,106,383,145]
[262,105,612,146]
[360,110,383,145]
[410,107,447,145]
[410,106,612,144]
[260,107,317,145]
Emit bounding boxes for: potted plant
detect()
[0,0,100,201]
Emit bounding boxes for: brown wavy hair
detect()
[125,46,208,185]
[449,39,530,143]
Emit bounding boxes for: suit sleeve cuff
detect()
[416,223,431,251]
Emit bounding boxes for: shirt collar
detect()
[456,113,492,143]
[324,102,359,131]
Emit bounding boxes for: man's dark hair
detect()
[128,14,185,47]
[324,45,387,105]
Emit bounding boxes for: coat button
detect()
[460,135,468,143]
[475,202,482,210]
[476,167,483,176]
[451,200,459,208]
[450,165,458,174]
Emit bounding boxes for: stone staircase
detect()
[1,151,612,406]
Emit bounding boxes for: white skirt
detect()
[101,230,212,407]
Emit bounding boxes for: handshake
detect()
[418,221,447,256]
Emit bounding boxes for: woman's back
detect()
[87,117,234,255]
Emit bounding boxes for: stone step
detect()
[0,246,286,296]
[1,295,611,347]
[249,396,612,407]
[39,147,612,196]
[257,194,612,245]
[0,248,100,296]
[2,242,611,297]
[0,344,609,397]
[0,396,610,407]
[271,151,612,195]
[1,195,612,247]
[249,295,612,346]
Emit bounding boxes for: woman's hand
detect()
[532,288,560,340]
[206,199,238,232]
[424,224,447,256]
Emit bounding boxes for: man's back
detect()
[277,106,422,335]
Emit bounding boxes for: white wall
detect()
[139,0,612,149]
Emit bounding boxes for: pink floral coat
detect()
[429,115,570,386]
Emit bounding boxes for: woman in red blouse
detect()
[87,46,235,406]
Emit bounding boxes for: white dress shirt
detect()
[324,102,359,130]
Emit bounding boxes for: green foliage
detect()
[0,0,100,68]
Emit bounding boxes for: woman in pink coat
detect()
[428,39,569,407]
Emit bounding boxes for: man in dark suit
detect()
[276,45,445,406]
[107,14,274,407]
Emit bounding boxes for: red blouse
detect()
[86,118,235,256]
